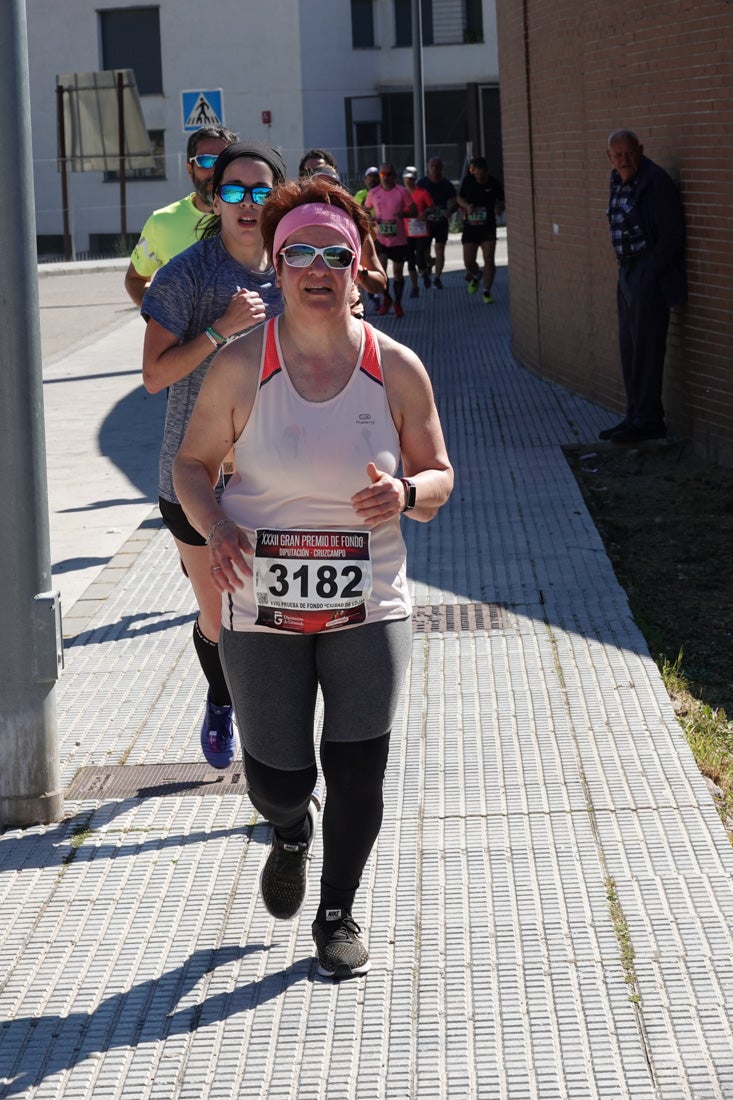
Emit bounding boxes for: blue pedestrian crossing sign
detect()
[182,89,224,132]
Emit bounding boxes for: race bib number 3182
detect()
[253,529,372,633]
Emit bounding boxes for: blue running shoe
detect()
[200,692,236,769]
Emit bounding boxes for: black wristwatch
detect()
[400,477,417,512]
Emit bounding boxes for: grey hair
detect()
[608,128,641,148]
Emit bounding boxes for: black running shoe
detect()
[312,908,371,978]
[260,800,317,920]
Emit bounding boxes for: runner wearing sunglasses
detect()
[293,163,387,317]
[172,176,454,978]
[141,142,286,773]
[364,162,414,318]
[124,126,238,308]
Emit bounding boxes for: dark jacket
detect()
[611,156,687,307]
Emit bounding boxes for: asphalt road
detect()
[38,260,138,361]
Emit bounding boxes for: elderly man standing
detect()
[600,129,687,444]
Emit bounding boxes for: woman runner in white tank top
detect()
[173,177,453,979]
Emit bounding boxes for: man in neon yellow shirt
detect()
[124,126,238,307]
[354,166,379,206]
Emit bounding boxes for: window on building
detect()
[464,0,484,42]
[394,0,433,47]
[99,7,163,95]
[395,0,482,46]
[351,0,375,47]
[104,130,166,182]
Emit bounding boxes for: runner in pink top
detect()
[364,162,412,317]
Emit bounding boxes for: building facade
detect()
[25,0,500,257]
[496,0,733,464]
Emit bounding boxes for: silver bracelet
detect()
[205,517,235,545]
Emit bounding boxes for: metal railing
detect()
[34,142,477,261]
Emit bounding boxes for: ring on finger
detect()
[212,565,222,572]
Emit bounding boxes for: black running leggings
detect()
[243,734,390,912]
[220,618,412,912]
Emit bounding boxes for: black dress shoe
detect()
[610,424,666,445]
[599,421,628,440]
[610,426,644,444]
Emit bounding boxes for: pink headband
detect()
[273,203,362,273]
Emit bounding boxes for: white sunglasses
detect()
[278,243,356,269]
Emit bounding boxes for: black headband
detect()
[212,142,287,192]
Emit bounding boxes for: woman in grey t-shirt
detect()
[141,142,285,770]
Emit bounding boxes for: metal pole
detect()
[0,0,63,827]
[56,83,72,261]
[412,0,426,175]
[117,71,127,242]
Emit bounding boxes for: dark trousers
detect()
[406,236,429,273]
[616,258,670,431]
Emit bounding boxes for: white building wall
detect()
[297,1,360,166]
[24,0,498,254]
[27,0,307,250]
[371,0,498,88]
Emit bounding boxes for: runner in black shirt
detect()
[457,156,505,303]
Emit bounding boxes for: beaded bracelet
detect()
[205,517,235,545]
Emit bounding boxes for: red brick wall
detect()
[495,0,733,464]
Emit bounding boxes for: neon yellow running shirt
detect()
[130,193,205,278]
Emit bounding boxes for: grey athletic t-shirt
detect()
[142,234,283,503]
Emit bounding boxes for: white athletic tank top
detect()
[221,317,410,633]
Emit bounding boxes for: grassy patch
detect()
[62,818,95,865]
[660,653,733,839]
[565,441,733,841]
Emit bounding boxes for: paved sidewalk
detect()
[1,255,732,1098]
